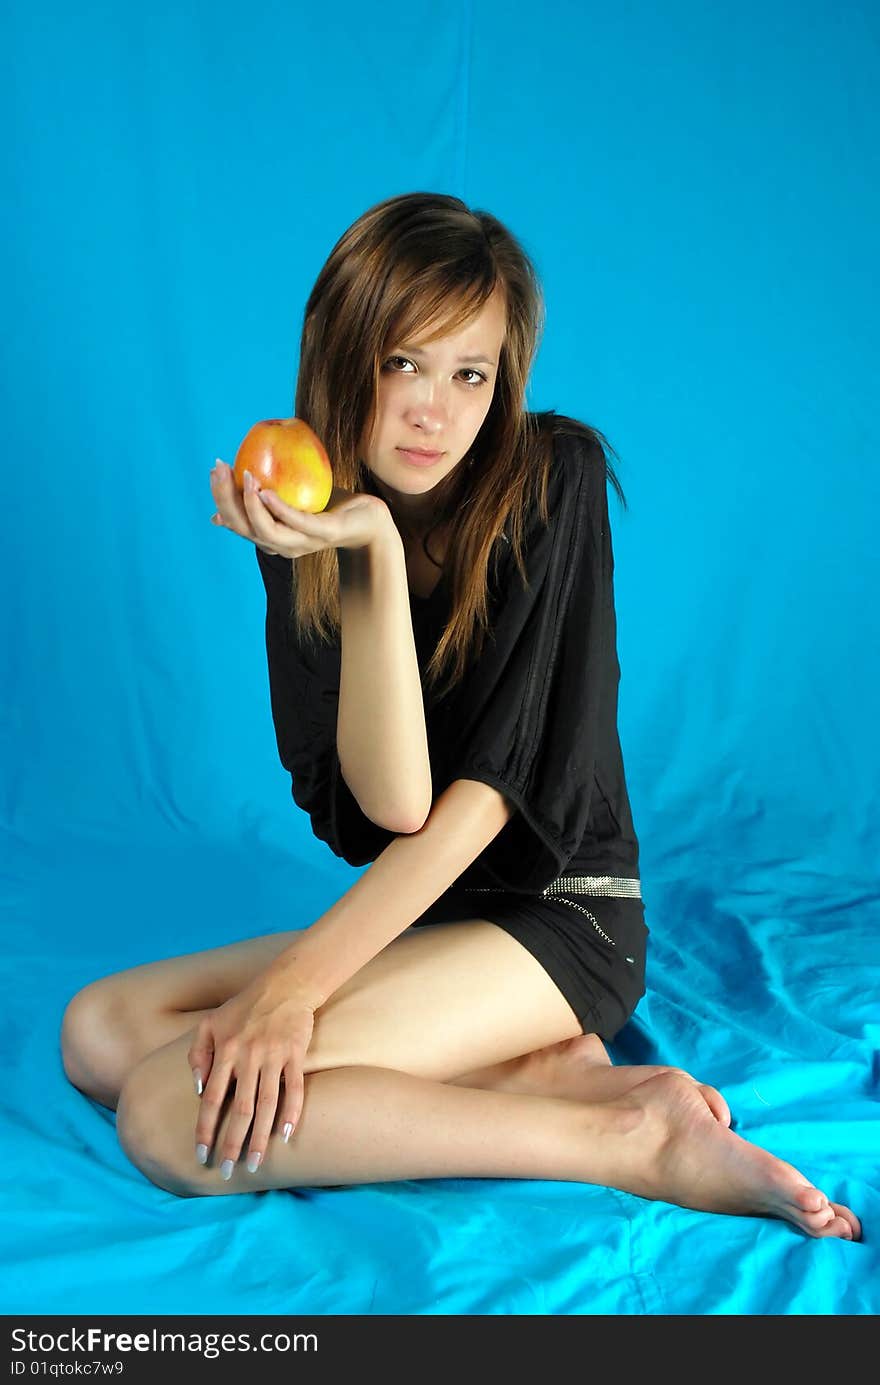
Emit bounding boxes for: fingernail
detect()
[247,1151,262,1173]
[282,1122,294,1143]
[193,1069,203,1096]
[244,469,254,492]
[196,1144,209,1165]
[221,1159,235,1180]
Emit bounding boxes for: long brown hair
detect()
[291,191,627,702]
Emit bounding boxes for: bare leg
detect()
[116,1039,860,1241]
[64,922,859,1237]
[65,925,654,1117]
[60,917,684,1115]
[452,1032,612,1088]
[69,999,728,1123]
[451,1034,732,1123]
[61,920,587,1113]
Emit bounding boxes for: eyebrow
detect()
[396,344,497,367]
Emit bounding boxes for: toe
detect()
[830,1203,861,1241]
[787,1186,860,1240]
[799,1204,836,1233]
[794,1185,826,1215]
[821,1214,853,1240]
[697,1083,732,1126]
[797,1206,857,1240]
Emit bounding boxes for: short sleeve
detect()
[440,432,614,894]
[254,547,395,864]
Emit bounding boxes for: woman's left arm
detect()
[188,777,515,1172]
[272,776,515,1001]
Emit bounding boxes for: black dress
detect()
[254,424,648,1041]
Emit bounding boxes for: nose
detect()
[403,377,451,435]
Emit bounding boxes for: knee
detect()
[60,981,139,1103]
[115,1058,204,1199]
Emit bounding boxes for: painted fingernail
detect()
[196,1144,209,1165]
[247,1151,262,1173]
[221,1159,235,1180]
[193,1069,203,1096]
[282,1122,294,1143]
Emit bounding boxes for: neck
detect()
[364,478,442,542]
[360,456,470,544]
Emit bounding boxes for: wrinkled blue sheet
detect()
[1,830,876,1315]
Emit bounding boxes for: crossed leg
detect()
[60,919,672,1111]
[60,919,860,1239]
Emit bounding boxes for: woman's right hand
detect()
[209,459,390,558]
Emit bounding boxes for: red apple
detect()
[233,416,333,513]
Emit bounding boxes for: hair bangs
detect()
[384,260,499,357]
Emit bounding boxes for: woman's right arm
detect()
[211,459,432,835]
[336,515,433,834]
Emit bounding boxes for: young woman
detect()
[61,193,859,1240]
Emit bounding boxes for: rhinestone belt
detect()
[464,874,642,901]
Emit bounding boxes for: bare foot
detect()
[480,1035,732,1127]
[505,1034,611,1093]
[619,1071,860,1240]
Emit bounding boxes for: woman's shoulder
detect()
[525,410,612,528]
[533,408,608,468]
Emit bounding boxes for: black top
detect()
[255,425,641,895]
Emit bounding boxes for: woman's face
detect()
[360,287,507,527]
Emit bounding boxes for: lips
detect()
[398,447,443,457]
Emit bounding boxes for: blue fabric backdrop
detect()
[1,0,877,1315]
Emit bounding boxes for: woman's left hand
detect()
[187,966,320,1177]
